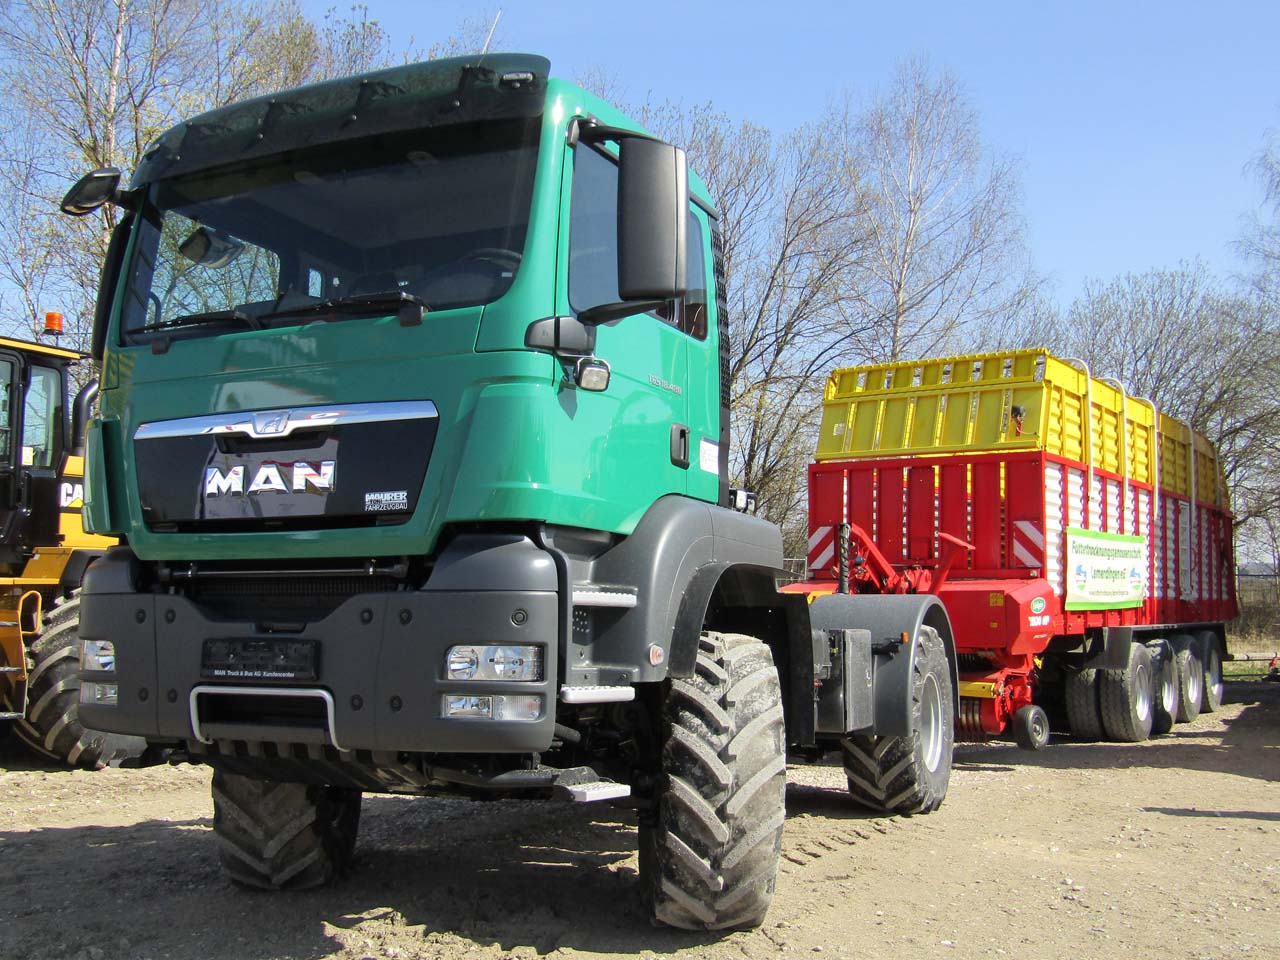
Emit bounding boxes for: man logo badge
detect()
[205,461,336,496]
[252,410,291,436]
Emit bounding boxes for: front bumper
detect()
[78,547,559,755]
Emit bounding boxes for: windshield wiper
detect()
[134,308,262,334]
[263,291,428,327]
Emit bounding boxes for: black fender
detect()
[808,593,959,738]
[57,548,109,595]
[576,495,784,684]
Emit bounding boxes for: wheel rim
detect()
[1207,648,1223,701]
[1160,668,1177,712]
[1134,662,1151,722]
[1187,660,1202,704]
[920,673,944,773]
[1030,710,1047,745]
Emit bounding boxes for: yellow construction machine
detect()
[0,331,143,767]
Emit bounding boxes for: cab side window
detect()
[22,366,62,468]
[569,143,708,340]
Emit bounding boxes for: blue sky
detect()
[303,0,1279,308]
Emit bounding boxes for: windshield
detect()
[121,117,539,339]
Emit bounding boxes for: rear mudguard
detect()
[808,593,958,738]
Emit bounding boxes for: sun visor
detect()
[131,54,549,187]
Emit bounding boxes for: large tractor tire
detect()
[1099,642,1154,742]
[1064,668,1105,741]
[640,632,786,931]
[840,625,953,815]
[1171,634,1203,723]
[212,769,362,890]
[5,592,146,768]
[1149,641,1177,736]
[1197,631,1224,714]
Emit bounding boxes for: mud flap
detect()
[808,593,958,738]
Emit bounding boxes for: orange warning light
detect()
[43,311,64,336]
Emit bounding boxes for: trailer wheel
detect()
[6,592,146,769]
[840,625,953,815]
[212,769,361,890]
[1064,668,1104,741]
[640,632,785,931]
[1171,634,1202,723]
[1149,641,1177,736]
[1011,704,1050,750]
[1197,632,1223,713]
[1099,643,1154,742]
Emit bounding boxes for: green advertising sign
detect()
[1064,527,1146,611]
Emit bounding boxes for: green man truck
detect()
[61,54,959,930]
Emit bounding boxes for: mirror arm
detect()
[572,119,667,147]
[577,300,667,327]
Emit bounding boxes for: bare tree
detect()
[0,0,448,350]
[841,59,1039,363]
[1061,265,1280,542]
[629,100,871,552]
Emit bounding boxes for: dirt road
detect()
[3,682,1277,960]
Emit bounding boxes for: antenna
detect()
[480,9,502,55]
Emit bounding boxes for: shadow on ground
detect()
[953,680,1280,785]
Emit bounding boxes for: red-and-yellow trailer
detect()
[784,349,1236,747]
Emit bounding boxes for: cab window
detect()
[22,366,62,468]
[569,143,708,340]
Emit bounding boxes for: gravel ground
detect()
[1,680,1277,960]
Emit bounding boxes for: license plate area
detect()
[200,637,319,682]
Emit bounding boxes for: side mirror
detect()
[71,379,99,457]
[60,168,124,217]
[617,138,688,300]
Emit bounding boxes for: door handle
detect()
[670,424,690,469]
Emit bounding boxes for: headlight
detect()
[80,639,116,672]
[445,645,543,682]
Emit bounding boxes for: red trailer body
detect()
[786,350,1236,744]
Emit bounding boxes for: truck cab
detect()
[64,54,957,929]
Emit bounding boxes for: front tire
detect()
[840,625,953,815]
[641,632,786,931]
[6,592,146,768]
[212,770,361,890]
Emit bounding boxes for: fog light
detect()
[442,694,543,721]
[443,695,491,718]
[80,639,116,672]
[79,682,118,705]
[444,645,543,682]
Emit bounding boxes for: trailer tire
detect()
[1099,643,1154,742]
[1197,632,1223,713]
[1171,635,1202,723]
[839,625,952,816]
[212,769,361,890]
[640,632,785,931]
[1149,641,1177,736]
[1064,668,1104,741]
[1012,704,1050,750]
[5,592,146,769]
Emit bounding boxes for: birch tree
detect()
[841,59,1038,362]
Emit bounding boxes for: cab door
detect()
[0,351,20,551]
[557,134,690,517]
